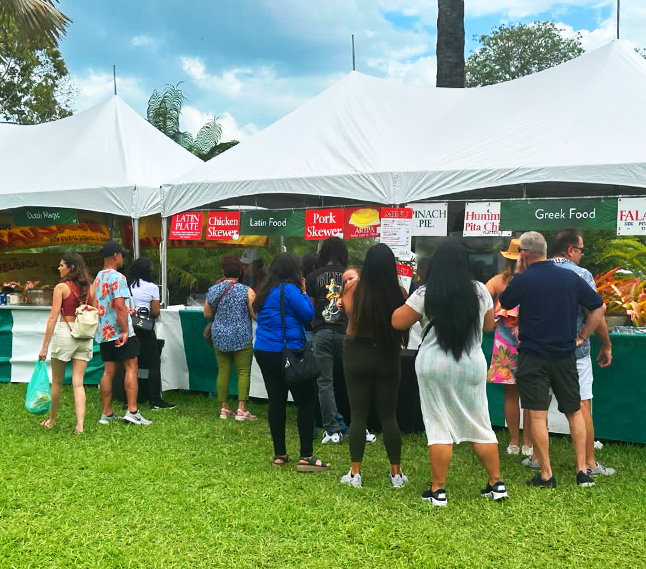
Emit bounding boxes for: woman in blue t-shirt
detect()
[253,253,330,472]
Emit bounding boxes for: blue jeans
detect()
[312,328,346,435]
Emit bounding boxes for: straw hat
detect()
[500,239,521,260]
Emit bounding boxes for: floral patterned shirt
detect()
[93,268,135,344]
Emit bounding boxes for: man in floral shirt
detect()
[95,241,151,426]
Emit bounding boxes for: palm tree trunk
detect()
[436,0,465,88]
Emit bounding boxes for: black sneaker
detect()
[481,480,509,501]
[576,470,595,488]
[421,486,448,507]
[526,474,557,488]
[150,400,176,410]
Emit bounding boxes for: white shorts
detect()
[576,355,593,401]
[50,323,93,362]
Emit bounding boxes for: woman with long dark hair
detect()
[392,241,508,506]
[128,257,174,409]
[338,243,408,488]
[39,253,95,433]
[253,253,330,472]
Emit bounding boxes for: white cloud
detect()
[367,55,436,86]
[71,69,147,112]
[130,34,159,50]
[181,105,259,143]
[465,0,614,19]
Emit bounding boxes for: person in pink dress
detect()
[486,239,532,457]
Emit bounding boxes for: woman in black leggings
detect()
[338,244,409,488]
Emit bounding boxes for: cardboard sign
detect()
[380,208,413,257]
[240,210,305,236]
[463,202,511,237]
[411,203,448,236]
[169,212,204,240]
[344,206,381,239]
[500,199,617,231]
[206,211,240,241]
[396,263,414,293]
[305,208,344,240]
[617,198,646,236]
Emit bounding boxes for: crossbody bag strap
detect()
[214,281,236,314]
[280,284,287,346]
[418,318,435,349]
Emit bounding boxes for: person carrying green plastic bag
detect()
[25,360,51,415]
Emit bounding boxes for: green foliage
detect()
[146,83,222,159]
[198,139,239,161]
[0,21,75,123]
[593,238,646,279]
[0,0,70,54]
[466,21,585,87]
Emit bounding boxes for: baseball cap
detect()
[240,248,260,264]
[100,241,129,257]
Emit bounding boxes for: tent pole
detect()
[617,0,620,39]
[132,217,140,259]
[352,35,356,71]
[160,216,168,307]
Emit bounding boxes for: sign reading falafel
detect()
[617,198,646,236]
[411,203,448,236]
[304,208,344,240]
[239,210,305,236]
[499,199,617,231]
[380,207,413,257]
[344,206,381,239]
[169,212,204,240]
[206,211,240,241]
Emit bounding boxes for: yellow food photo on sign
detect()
[349,208,380,227]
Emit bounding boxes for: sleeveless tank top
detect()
[61,282,81,316]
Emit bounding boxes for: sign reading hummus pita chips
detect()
[344,206,381,239]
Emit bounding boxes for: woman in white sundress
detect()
[392,241,508,507]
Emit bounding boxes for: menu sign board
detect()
[411,203,448,236]
[344,206,381,239]
[169,212,204,240]
[205,211,240,241]
[396,263,414,293]
[463,202,511,237]
[380,207,413,257]
[304,208,344,240]
[240,210,305,236]
[617,198,646,236]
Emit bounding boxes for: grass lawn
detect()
[1,384,645,569]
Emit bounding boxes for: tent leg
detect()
[160,216,168,307]
[132,217,140,259]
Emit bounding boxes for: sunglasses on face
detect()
[571,246,588,254]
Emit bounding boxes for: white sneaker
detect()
[98,413,121,425]
[390,473,409,488]
[366,429,377,444]
[521,445,533,456]
[340,470,362,488]
[594,440,604,450]
[506,444,520,455]
[322,431,342,445]
[123,410,152,426]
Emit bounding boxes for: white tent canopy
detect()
[0,96,201,218]
[163,40,646,217]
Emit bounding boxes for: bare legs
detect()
[580,399,597,469]
[429,444,452,491]
[505,384,532,448]
[42,358,87,432]
[472,443,503,486]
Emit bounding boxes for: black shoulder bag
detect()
[280,284,319,387]
[129,286,155,332]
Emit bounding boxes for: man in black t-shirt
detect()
[306,237,348,444]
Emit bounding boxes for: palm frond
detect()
[192,118,222,154]
[0,0,70,49]
[167,264,197,290]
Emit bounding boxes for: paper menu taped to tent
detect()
[463,202,511,237]
[380,207,413,257]
[411,203,448,236]
[617,198,646,236]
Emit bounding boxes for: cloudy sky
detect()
[58,0,645,142]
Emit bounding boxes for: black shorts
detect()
[99,336,140,363]
[516,351,580,415]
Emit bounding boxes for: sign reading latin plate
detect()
[411,203,448,236]
[617,198,646,236]
[169,212,204,240]
[499,199,617,231]
[463,202,511,237]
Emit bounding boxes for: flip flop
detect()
[40,419,54,429]
[272,455,292,467]
[296,456,331,472]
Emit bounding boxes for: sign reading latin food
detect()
[169,212,204,240]
[463,202,511,237]
[305,208,344,240]
[239,210,306,236]
[344,206,381,239]
[206,211,240,240]
[617,198,646,236]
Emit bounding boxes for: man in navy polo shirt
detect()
[500,231,605,489]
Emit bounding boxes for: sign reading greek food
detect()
[499,199,617,231]
[396,263,414,293]
[12,208,78,227]
[169,212,204,240]
[206,211,240,241]
[463,202,511,237]
[617,198,646,236]
[411,203,448,236]
[304,208,344,240]
[240,210,305,236]
[344,206,381,239]
[380,207,413,257]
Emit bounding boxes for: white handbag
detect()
[63,283,99,339]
